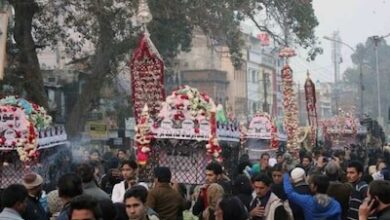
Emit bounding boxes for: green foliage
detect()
[251,0,321,60]
[5,0,320,135]
[32,0,319,70]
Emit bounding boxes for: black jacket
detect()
[22,195,49,220]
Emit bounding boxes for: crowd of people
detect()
[1,146,390,220]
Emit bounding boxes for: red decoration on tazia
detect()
[130,32,165,122]
[206,109,222,162]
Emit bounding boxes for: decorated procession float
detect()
[240,112,286,161]
[129,1,241,184]
[320,110,367,149]
[296,73,369,151]
[277,47,301,156]
[0,96,67,188]
[134,86,241,184]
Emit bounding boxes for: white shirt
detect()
[111,180,149,203]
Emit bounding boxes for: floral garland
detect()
[0,96,52,162]
[135,105,153,165]
[206,108,223,162]
[0,96,52,129]
[158,85,213,132]
[157,85,222,161]
[279,48,299,151]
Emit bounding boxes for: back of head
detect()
[113,203,128,220]
[206,162,223,175]
[232,175,252,195]
[69,194,102,219]
[369,180,390,204]
[99,199,117,220]
[290,167,306,184]
[77,163,95,183]
[47,190,62,215]
[124,185,148,203]
[1,184,28,208]
[218,196,248,220]
[310,174,330,194]
[90,149,100,156]
[58,173,83,199]
[382,169,390,180]
[154,167,171,183]
[325,161,339,180]
[207,183,224,209]
[333,150,345,158]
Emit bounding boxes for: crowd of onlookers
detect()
[1,145,390,220]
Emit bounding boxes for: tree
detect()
[11,0,319,137]
[8,0,48,108]
[244,0,321,60]
[344,38,390,119]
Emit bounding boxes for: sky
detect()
[291,0,390,84]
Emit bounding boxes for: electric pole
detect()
[262,70,269,113]
[371,33,390,125]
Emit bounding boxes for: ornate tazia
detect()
[0,96,51,163]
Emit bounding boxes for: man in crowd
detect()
[57,173,84,220]
[252,153,271,177]
[284,173,341,219]
[288,167,311,220]
[334,150,348,171]
[276,152,285,165]
[69,195,102,220]
[77,163,110,201]
[124,186,159,220]
[359,180,390,220]
[117,149,129,162]
[300,154,313,175]
[193,162,231,216]
[250,174,291,220]
[270,164,287,200]
[0,184,28,220]
[146,167,185,220]
[112,160,147,203]
[346,161,375,220]
[325,161,352,220]
[21,172,49,220]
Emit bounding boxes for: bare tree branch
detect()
[246,12,284,45]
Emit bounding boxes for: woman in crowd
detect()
[202,183,224,220]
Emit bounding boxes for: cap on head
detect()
[22,172,43,190]
[290,167,306,183]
